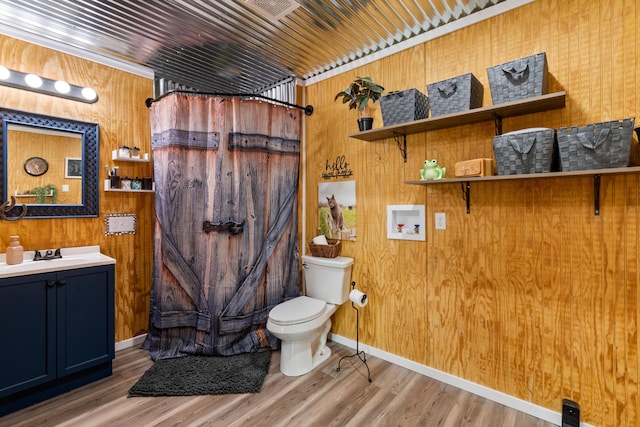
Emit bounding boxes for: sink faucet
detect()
[33,248,62,261]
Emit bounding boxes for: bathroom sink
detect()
[0,245,115,278]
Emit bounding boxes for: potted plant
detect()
[334,76,384,131]
[31,184,58,204]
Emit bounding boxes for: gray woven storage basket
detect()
[380,88,429,127]
[492,127,558,175]
[427,73,484,116]
[487,52,548,105]
[556,118,635,170]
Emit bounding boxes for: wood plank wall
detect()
[9,130,83,204]
[0,36,154,343]
[304,1,639,426]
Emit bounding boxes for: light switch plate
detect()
[105,213,136,235]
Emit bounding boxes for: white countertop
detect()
[0,245,116,278]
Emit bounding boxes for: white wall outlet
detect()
[61,184,69,192]
[435,212,446,230]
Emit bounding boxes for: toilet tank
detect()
[302,254,353,304]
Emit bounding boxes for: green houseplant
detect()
[31,184,58,204]
[334,76,384,131]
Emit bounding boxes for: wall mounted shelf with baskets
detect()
[348,91,566,162]
[406,166,640,216]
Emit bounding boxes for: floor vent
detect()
[244,0,301,21]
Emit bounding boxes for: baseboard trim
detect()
[329,333,593,427]
[115,334,147,352]
[116,332,593,426]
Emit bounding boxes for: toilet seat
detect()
[268,296,326,325]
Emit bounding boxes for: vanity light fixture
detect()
[0,65,98,104]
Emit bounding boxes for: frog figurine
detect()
[420,159,446,180]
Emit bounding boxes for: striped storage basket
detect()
[380,88,429,126]
[556,118,635,170]
[487,52,548,105]
[427,73,483,116]
[492,127,558,175]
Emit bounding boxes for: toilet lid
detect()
[269,296,327,325]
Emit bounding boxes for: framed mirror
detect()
[0,107,99,218]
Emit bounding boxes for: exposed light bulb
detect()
[0,66,98,103]
[54,80,71,94]
[24,74,43,88]
[81,87,97,100]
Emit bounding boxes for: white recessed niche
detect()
[387,204,425,241]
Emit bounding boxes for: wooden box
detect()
[454,158,495,177]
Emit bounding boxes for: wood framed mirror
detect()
[0,107,99,218]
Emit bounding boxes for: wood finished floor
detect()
[0,341,556,427]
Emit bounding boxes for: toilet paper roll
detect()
[312,235,329,245]
[349,289,368,308]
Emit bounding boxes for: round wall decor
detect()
[24,156,49,176]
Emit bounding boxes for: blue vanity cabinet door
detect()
[0,264,115,416]
[56,265,115,377]
[0,272,57,399]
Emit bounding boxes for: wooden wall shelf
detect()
[407,166,640,215]
[405,166,640,185]
[348,91,566,142]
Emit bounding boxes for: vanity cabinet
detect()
[0,264,115,416]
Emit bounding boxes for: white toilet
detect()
[267,254,353,376]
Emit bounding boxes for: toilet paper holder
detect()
[336,281,371,383]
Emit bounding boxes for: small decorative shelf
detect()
[111,150,150,162]
[103,180,155,193]
[14,191,53,197]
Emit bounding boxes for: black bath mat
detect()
[128,351,271,397]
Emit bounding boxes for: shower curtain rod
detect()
[145,90,314,116]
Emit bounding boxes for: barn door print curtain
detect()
[143,94,301,360]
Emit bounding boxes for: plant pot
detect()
[358,117,374,131]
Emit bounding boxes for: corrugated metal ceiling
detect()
[0,0,505,94]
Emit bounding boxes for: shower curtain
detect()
[143,94,301,360]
